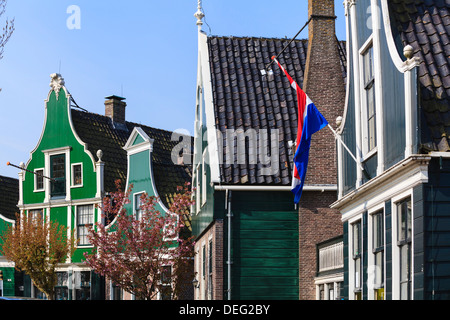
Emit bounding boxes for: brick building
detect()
[298,0,347,300]
[191,0,346,300]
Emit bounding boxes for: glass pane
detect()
[51,155,65,197]
[363,46,374,84]
[353,221,361,256]
[77,205,93,245]
[73,165,82,185]
[400,245,410,282]
[374,251,384,285]
[368,118,376,151]
[355,257,361,289]
[397,198,412,242]
[36,170,44,190]
[52,156,65,178]
[366,83,376,152]
[329,288,334,300]
[373,211,384,249]
[135,194,143,220]
[400,282,409,300]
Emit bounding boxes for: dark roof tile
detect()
[207,36,346,185]
[71,110,192,208]
[390,0,450,150]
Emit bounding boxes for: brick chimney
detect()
[298,0,346,300]
[105,95,127,124]
[303,0,346,186]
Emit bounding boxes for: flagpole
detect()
[6,161,56,182]
[326,124,365,172]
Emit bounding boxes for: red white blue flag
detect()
[273,57,328,203]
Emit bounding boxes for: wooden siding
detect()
[422,158,450,299]
[385,200,393,300]
[226,191,298,300]
[355,0,372,48]
[341,221,349,299]
[379,19,406,169]
[341,14,357,195]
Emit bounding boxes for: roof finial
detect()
[50,73,65,99]
[194,0,205,30]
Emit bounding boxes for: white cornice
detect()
[331,155,431,215]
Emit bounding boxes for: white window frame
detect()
[367,203,386,300]
[133,192,145,220]
[391,190,413,300]
[359,35,377,160]
[42,146,71,202]
[34,168,45,192]
[71,163,83,188]
[348,213,363,300]
[76,204,94,247]
[196,164,201,214]
[202,150,208,207]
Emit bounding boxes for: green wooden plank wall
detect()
[227,191,299,300]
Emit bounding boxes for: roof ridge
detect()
[71,108,191,137]
[207,34,309,42]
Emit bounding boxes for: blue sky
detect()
[0,0,346,178]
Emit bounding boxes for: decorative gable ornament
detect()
[49,73,65,98]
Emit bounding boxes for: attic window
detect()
[72,163,83,187]
[34,169,44,192]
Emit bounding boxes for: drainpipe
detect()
[225,189,232,300]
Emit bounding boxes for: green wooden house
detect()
[8,73,192,300]
[331,0,450,300]
[191,2,347,300]
[0,175,19,297]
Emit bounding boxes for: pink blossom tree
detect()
[83,180,195,300]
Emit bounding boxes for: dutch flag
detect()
[273,57,328,204]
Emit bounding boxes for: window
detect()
[34,169,44,191]
[72,163,82,187]
[352,220,362,300]
[111,282,122,300]
[208,240,213,300]
[134,193,144,220]
[55,272,69,300]
[202,151,207,206]
[397,198,412,300]
[51,154,66,198]
[202,245,206,281]
[29,209,44,225]
[362,45,376,154]
[160,266,172,300]
[77,205,94,246]
[372,210,384,300]
[196,166,201,213]
[74,271,91,300]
